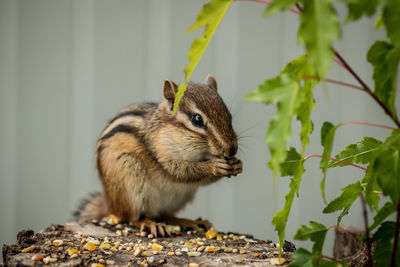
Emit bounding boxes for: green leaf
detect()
[288,248,313,267]
[367,41,400,121]
[320,122,337,203]
[329,137,382,168]
[173,0,231,114]
[373,131,400,204]
[263,0,298,17]
[294,221,328,254]
[369,202,396,232]
[363,171,381,211]
[342,0,380,22]
[337,206,351,225]
[323,181,363,213]
[372,221,400,266]
[298,0,340,78]
[383,0,400,47]
[272,158,305,255]
[280,147,302,177]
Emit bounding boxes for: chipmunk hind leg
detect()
[73,191,109,223]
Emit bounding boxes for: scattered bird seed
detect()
[205,228,217,239]
[21,246,35,253]
[189,263,199,267]
[270,258,285,265]
[43,256,57,264]
[67,249,79,256]
[232,249,239,254]
[147,234,154,239]
[152,243,164,251]
[52,239,64,246]
[205,246,219,252]
[83,243,96,251]
[187,251,201,257]
[167,251,175,256]
[31,254,44,261]
[197,246,205,252]
[87,239,100,245]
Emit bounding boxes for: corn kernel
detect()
[67,249,79,256]
[21,246,35,253]
[84,243,96,251]
[52,239,64,246]
[205,228,217,239]
[205,246,219,252]
[152,243,164,251]
[105,214,120,225]
[31,254,43,261]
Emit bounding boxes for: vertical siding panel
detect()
[0,0,18,245]
[68,0,96,214]
[16,0,71,232]
[145,0,171,101]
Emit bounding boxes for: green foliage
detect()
[244,55,316,178]
[342,0,380,22]
[298,0,340,78]
[323,181,362,214]
[320,122,337,203]
[328,137,382,168]
[185,0,400,263]
[368,41,400,121]
[372,221,400,266]
[172,0,231,114]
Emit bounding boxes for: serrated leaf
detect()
[337,206,351,225]
[298,0,340,78]
[367,41,400,121]
[363,171,381,211]
[369,202,396,232]
[280,147,302,177]
[263,0,298,17]
[372,221,400,266]
[320,122,337,203]
[288,248,313,267]
[383,0,400,47]
[294,221,328,254]
[374,131,400,204]
[329,137,382,168]
[272,160,305,255]
[343,0,379,22]
[323,181,363,213]
[173,0,231,114]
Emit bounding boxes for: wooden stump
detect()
[3,221,295,266]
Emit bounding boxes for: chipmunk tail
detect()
[73,192,108,222]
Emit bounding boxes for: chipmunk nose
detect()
[229,145,237,157]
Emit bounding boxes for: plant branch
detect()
[317,254,342,263]
[360,194,373,267]
[303,76,365,91]
[390,201,400,267]
[342,121,398,130]
[303,154,370,172]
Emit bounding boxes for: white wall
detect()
[1,0,397,255]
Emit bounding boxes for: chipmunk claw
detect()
[135,219,171,237]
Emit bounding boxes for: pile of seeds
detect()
[3,217,294,266]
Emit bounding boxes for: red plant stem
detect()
[360,194,373,267]
[233,0,301,14]
[390,202,400,267]
[342,121,398,130]
[303,75,365,91]
[303,154,370,172]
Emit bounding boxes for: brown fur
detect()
[75,75,242,224]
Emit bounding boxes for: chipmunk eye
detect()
[191,113,204,128]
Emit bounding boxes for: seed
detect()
[31,254,44,261]
[134,248,142,257]
[116,230,122,236]
[153,251,159,255]
[206,228,217,239]
[122,229,129,236]
[147,256,154,263]
[99,242,111,250]
[43,256,57,264]
[90,264,104,267]
[115,224,122,229]
[142,250,152,257]
[240,248,247,254]
[181,247,189,253]
[152,243,164,251]
[254,252,261,257]
[224,247,233,253]
[87,239,100,245]
[167,251,175,256]
[106,214,120,225]
[232,249,238,254]
[216,235,223,241]
[270,258,285,265]
[189,264,199,267]
[52,239,64,246]
[21,245,35,253]
[83,243,96,251]
[106,260,115,265]
[187,251,201,257]
[197,246,205,252]
[239,235,246,239]
[205,246,219,252]
[67,249,79,256]
[175,251,183,256]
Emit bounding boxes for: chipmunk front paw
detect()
[211,157,243,178]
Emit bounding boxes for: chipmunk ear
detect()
[205,74,217,91]
[163,80,178,102]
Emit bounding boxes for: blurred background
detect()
[1,0,398,256]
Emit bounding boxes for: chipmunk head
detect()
[160,75,238,161]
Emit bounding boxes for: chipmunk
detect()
[74,75,242,237]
